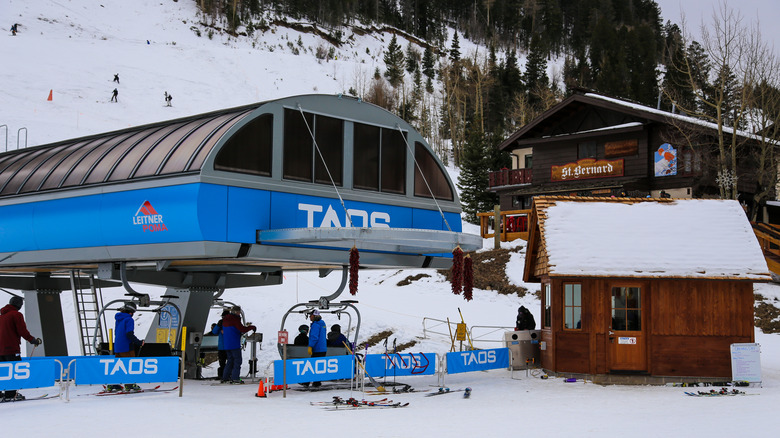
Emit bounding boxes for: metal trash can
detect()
[504,330,541,370]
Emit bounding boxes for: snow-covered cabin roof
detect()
[523,196,771,281]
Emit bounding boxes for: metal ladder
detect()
[70,271,105,355]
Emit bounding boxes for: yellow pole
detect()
[109,328,114,354]
[179,326,186,397]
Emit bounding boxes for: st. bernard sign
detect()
[551,158,624,182]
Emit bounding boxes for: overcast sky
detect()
[655,0,778,55]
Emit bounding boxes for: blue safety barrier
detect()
[74,356,179,385]
[445,348,510,374]
[273,355,354,384]
[364,353,436,377]
[0,360,57,391]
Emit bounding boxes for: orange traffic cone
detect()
[47,90,52,101]
[255,379,266,397]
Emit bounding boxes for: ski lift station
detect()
[0,94,481,376]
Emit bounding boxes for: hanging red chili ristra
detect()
[451,246,463,295]
[463,255,473,301]
[349,246,359,295]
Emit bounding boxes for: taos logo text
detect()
[99,358,159,375]
[299,203,390,228]
[459,350,496,366]
[133,200,168,232]
[0,362,30,380]
[292,358,339,375]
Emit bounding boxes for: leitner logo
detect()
[133,201,168,232]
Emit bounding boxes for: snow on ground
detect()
[1,1,780,437]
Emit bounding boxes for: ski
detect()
[684,388,756,397]
[424,387,464,397]
[0,393,58,403]
[323,402,409,410]
[83,385,177,396]
[310,397,389,406]
[364,384,431,395]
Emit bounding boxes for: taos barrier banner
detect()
[364,353,436,377]
[0,360,56,390]
[75,356,180,385]
[445,348,510,374]
[273,355,354,384]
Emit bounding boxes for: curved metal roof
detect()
[0,103,258,198]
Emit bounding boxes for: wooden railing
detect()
[477,209,531,242]
[752,222,780,276]
[488,168,532,188]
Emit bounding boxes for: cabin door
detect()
[607,285,647,372]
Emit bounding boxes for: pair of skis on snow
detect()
[0,393,59,403]
[424,387,472,398]
[80,385,179,396]
[684,388,755,397]
[312,396,409,410]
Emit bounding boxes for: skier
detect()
[293,324,309,346]
[220,306,256,384]
[0,296,42,401]
[326,324,349,348]
[515,305,536,331]
[10,23,18,36]
[210,309,230,380]
[107,302,144,392]
[113,73,119,84]
[307,310,327,387]
[111,88,118,102]
[165,91,172,107]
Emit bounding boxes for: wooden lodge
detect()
[523,196,771,382]
[491,91,771,221]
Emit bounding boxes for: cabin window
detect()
[283,108,343,186]
[414,142,453,201]
[352,123,406,194]
[578,141,598,159]
[611,286,641,331]
[543,283,551,328]
[563,283,582,330]
[214,114,273,176]
[524,154,533,169]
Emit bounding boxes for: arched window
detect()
[414,142,453,201]
[352,122,406,194]
[214,114,273,176]
[283,108,343,185]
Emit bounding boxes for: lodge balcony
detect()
[488,168,532,188]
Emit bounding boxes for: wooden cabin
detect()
[523,196,771,382]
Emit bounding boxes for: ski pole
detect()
[392,338,397,386]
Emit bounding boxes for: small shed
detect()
[523,196,771,382]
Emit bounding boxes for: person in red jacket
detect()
[220,306,256,384]
[0,296,41,401]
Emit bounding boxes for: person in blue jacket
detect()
[211,309,230,379]
[108,302,144,392]
[307,310,327,387]
[221,306,256,384]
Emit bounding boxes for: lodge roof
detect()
[523,196,771,282]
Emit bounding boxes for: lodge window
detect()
[524,154,533,168]
[563,283,582,330]
[611,286,641,331]
[353,122,406,194]
[214,114,273,176]
[543,283,551,328]
[283,108,343,185]
[578,141,598,159]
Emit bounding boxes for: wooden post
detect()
[493,205,501,249]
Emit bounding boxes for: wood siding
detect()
[541,277,755,378]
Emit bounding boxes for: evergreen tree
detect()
[383,34,405,88]
[449,31,461,63]
[422,46,436,79]
[523,33,549,111]
[457,115,497,224]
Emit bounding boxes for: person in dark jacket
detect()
[211,309,230,379]
[111,88,118,102]
[113,73,120,84]
[221,306,256,384]
[515,305,536,331]
[307,310,327,387]
[326,324,349,349]
[0,296,41,401]
[108,302,144,392]
[293,324,309,346]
